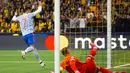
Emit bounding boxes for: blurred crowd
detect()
[0,0,130,33]
[0,0,54,33]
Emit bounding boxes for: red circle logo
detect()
[45,35,54,50]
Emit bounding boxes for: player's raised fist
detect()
[38,0,42,6]
[15,12,17,16]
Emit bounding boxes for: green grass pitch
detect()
[0,50,129,73]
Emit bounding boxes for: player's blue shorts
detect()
[23,33,35,46]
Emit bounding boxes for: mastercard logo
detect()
[45,35,69,50]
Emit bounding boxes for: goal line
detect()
[107,63,130,69]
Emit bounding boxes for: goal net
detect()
[111,0,130,72]
[59,0,130,73]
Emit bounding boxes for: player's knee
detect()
[30,44,35,48]
[86,57,92,60]
[87,55,94,60]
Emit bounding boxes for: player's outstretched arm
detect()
[12,12,18,21]
[33,0,42,16]
[69,57,80,73]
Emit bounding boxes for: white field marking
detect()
[0,61,54,63]
[0,55,53,56]
[0,50,54,52]
[107,63,130,69]
[0,54,88,56]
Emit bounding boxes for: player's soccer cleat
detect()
[90,43,97,49]
[21,51,26,59]
[39,62,45,68]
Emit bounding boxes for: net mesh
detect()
[61,0,107,73]
[111,0,130,72]
[60,0,130,73]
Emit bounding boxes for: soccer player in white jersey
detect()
[12,1,45,67]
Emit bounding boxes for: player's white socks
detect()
[33,49,45,67]
[33,49,42,63]
[24,47,42,63]
[25,46,34,53]
[24,47,44,67]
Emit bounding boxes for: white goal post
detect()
[107,0,112,68]
[54,0,60,73]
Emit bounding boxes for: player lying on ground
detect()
[12,0,45,67]
[50,43,112,73]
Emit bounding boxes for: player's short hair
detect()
[61,47,69,56]
[24,7,31,12]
